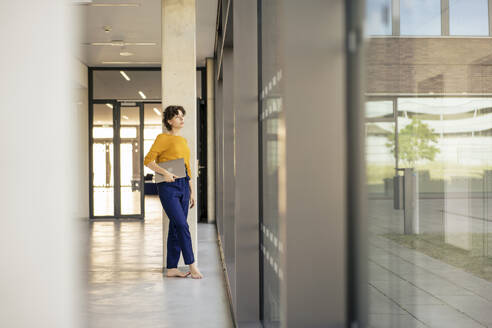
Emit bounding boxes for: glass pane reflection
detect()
[260,0,282,326]
[120,106,141,215]
[365,2,492,325]
[93,104,114,216]
[93,70,161,100]
[144,104,162,178]
[450,0,489,36]
[366,0,392,35]
[400,0,441,36]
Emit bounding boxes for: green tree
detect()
[386,118,440,167]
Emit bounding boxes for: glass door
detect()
[90,101,144,219]
[119,103,144,217]
[91,102,115,216]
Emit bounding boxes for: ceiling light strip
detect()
[86,42,156,46]
[74,3,140,7]
[120,71,131,81]
[102,61,160,65]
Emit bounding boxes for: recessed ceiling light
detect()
[106,103,113,109]
[86,41,156,46]
[102,61,160,65]
[120,71,131,81]
[138,91,147,99]
[153,107,161,116]
[74,3,140,7]
[119,51,134,57]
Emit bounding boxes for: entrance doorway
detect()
[90,101,145,219]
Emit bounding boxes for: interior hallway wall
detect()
[213,0,261,326]
[215,0,351,326]
[74,60,90,322]
[74,59,90,222]
[0,1,84,327]
[222,45,237,303]
[206,58,216,224]
[215,77,224,239]
[280,1,347,325]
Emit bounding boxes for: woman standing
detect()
[143,105,203,279]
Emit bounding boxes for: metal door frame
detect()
[89,100,145,220]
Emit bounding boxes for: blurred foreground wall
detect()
[0,1,86,327]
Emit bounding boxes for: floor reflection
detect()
[368,198,492,328]
[84,196,234,328]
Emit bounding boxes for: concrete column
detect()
[161,0,197,269]
[206,58,216,224]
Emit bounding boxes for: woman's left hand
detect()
[189,193,195,208]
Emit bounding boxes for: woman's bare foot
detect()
[189,262,203,279]
[166,268,191,278]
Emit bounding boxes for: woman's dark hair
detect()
[162,105,186,131]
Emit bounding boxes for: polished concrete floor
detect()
[84,195,235,328]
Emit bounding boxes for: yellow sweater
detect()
[143,133,192,178]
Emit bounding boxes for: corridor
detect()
[84,196,234,328]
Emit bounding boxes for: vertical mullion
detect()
[139,103,145,219]
[347,0,369,325]
[257,0,264,323]
[489,0,492,36]
[442,0,450,36]
[394,98,399,170]
[114,101,121,218]
[392,0,400,36]
[89,68,94,218]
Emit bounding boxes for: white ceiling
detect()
[76,0,217,67]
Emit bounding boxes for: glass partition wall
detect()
[89,68,161,219]
[92,103,115,216]
[259,0,282,326]
[119,105,143,216]
[364,1,492,327]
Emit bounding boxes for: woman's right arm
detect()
[145,161,176,180]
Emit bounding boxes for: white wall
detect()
[74,59,90,221]
[0,1,85,327]
[74,60,90,325]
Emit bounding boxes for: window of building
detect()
[450,0,489,36]
[366,0,392,35]
[400,0,441,36]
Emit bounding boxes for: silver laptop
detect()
[155,158,186,183]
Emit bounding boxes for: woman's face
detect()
[167,110,185,129]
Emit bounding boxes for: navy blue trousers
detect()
[157,169,195,268]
